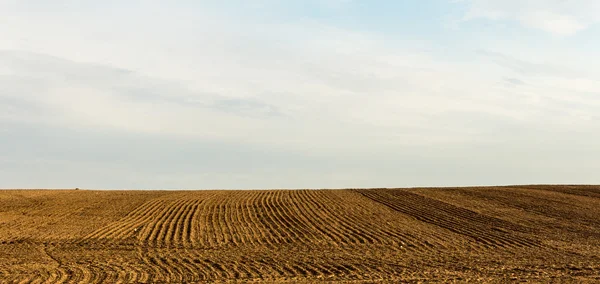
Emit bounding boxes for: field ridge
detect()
[1,186,599,282]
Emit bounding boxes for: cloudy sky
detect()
[1,0,599,189]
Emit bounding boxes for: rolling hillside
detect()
[1,186,599,282]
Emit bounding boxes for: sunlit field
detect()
[1,186,599,282]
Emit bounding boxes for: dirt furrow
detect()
[248,191,280,246]
[278,191,322,244]
[262,191,296,244]
[165,199,197,247]
[286,190,329,243]
[181,200,202,247]
[518,185,600,199]
[298,190,348,245]
[230,194,254,246]
[233,194,257,247]
[2,188,600,282]
[154,199,190,247]
[197,200,216,247]
[137,199,181,246]
[237,191,271,246]
[304,190,371,245]
[269,190,305,244]
[85,198,165,241]
[292,189,349,244]
[311,190,384,245]
[166,200,190,247]
[211,203,229,245]
[218,201,236,245]
[256,191,288,245]
[188,200,204,248]
[103,198,166,239]
[357,189,538,249]
[223,194,243,245]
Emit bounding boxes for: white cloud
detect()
[460,0,600,35]
[0,15,595,140]
[0,1,599,188]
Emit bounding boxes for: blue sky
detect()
[1,0,599,189]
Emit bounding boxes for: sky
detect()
[1,0,599,189]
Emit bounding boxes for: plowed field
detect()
[1,186,599,282]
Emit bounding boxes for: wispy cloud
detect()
[503,77,526,86]
[0,0,598,188]
[458,0,600,36]
[476,49,582,78]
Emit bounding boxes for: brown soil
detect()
[1,186,599,283]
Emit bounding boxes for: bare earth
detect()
[1,186,599,283]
